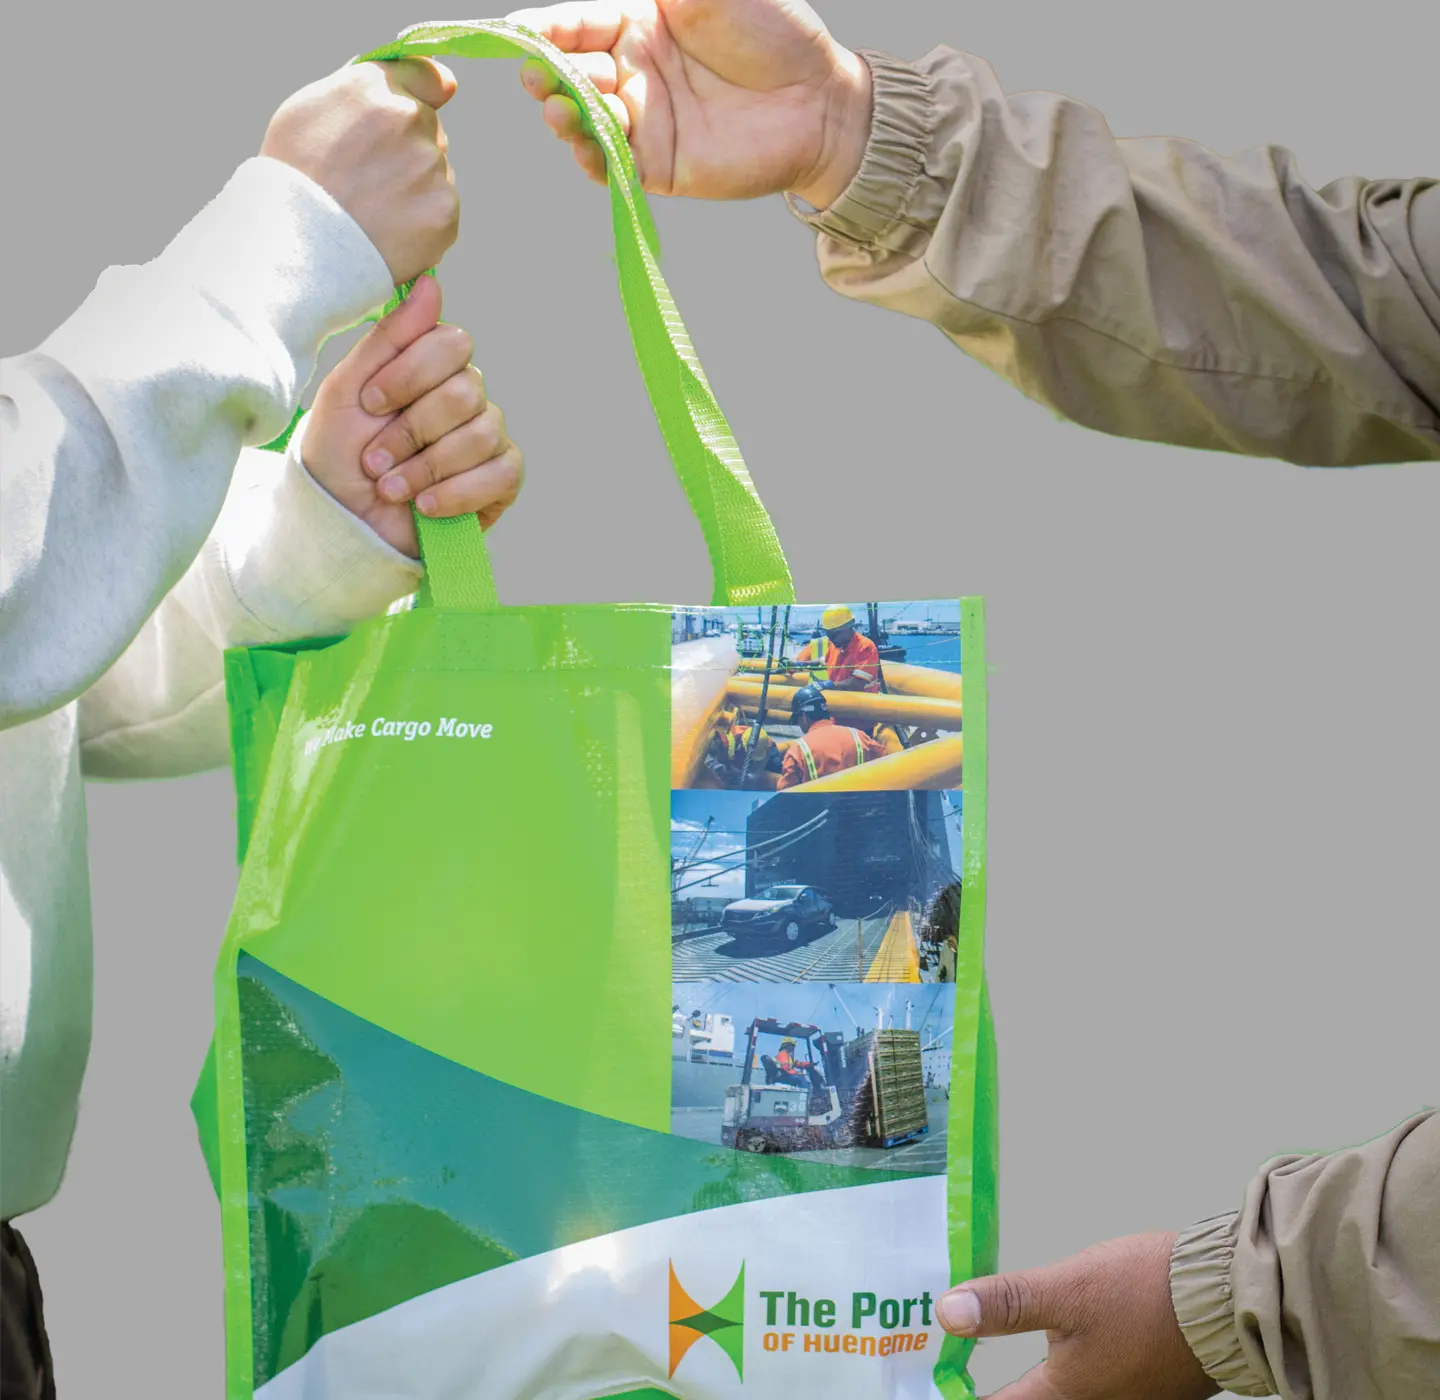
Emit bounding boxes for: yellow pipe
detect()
[879,662,963,705]
[738,657,961,706]
[726,680,962,732]
[874,723,904,756]
[674,693,730,788]
[671,637,740,787]
[786,735,964,792]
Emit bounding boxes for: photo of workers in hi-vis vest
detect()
[671,601,964,795]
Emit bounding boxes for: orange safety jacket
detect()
[778,718,886,790]
[776,1049,807,1075]
[797,633,882,691]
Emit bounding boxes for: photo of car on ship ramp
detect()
[672,788,964,983]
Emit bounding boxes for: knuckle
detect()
[499,447,524,496]
[343,66,374,99]
[441,323,474,363]
[394,414,427,456]
[444,373,480,416]
[424,187,460,240]
[464,415,498,459]
[374,99,410,134]
[997,1275,1032,1332]
[1058,1277,1094,1331]
[1058,1254,1104,1328]
[361,101,398,139]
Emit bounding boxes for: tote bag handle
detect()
[352,18,796,612]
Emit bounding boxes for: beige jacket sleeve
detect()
[1169,1110,1440,1397]
[789,48,1440,465]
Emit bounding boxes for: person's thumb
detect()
[936,1263,1080,1339]
[377,56,458,109]
[322,274,443,408]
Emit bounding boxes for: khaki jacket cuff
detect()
[785,50,934,247]
[1170,1213,1273,1396]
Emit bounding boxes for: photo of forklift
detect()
[720,1016,930,1156]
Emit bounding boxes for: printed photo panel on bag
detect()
[666,601,969,1211]
[671,601,963,794]
[671,789,963,984]
[671,981,956,1175]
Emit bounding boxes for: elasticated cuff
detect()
[216,415,421,642]
[1170,1213,1273,1396]
[785,50,935,247]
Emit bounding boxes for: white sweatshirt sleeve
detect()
[0,155,396,730]
[79,416,422,779]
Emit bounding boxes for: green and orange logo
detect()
[669,1261,745,1381]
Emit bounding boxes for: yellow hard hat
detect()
[820,606,856,631]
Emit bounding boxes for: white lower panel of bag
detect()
[257,1177,952,1400]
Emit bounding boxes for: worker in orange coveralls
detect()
[777,685,884,790]
[795,605,882,693]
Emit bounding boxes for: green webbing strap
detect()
[411,508,499,610]
[378,280,500,613]
[351,19,796,610]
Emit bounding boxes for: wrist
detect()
[788,47,873,211]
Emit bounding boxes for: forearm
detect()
[0,157,392,728]
[1171,1109,1440,1398]
[79,424,420,779]
[791,48,1440,465]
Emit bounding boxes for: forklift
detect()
[721,1018,866,1153]
[721,1016,932,1154]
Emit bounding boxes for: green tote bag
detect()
[192,20,996,1400]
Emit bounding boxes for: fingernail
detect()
[415,492,437,516]
[361,386,387,415]
[937,1289,982,1335]
[380,474,410,503]
[363,449,392,478]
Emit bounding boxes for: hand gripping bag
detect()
[192,20,997,1400]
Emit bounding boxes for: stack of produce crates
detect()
[852,1028,929,1146]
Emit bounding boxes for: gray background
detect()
[5,0,1437,1394]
